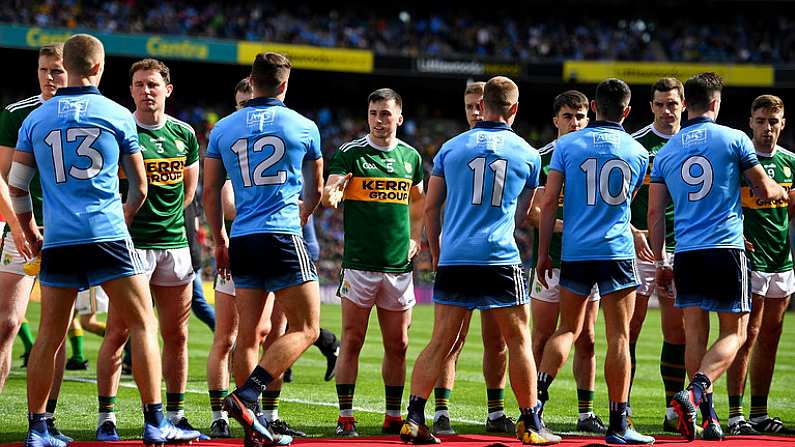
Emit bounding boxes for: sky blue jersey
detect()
[206,97,321,237]
[650,116,759,252]
[16,86,139,248]
[432,121,540,266]
[550,121,648,261]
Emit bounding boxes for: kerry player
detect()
[322,88,424,437]
[95,58,201,441]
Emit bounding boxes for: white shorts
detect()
[0,230,32,277]
[338,269,415,311]
[531,268,600,303]
[214,274,235,297]
[751,270,795,298]
[75,286,109,315]
[636,252,675,298]
[136,247,194,286]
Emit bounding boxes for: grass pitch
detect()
[1,294,794,442]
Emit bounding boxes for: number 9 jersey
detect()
[206,97,322,238]
[16,86,140,248]
[550,121,648,262]
[650,117,759,252]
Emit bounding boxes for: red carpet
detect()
[4,435,795,446]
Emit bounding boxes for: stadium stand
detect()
[1,0,795,63]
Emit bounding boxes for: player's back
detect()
[207,97,321,238]
[17,86,138,248]
[433,121,540,266]
[652,117,758,252]
[551,121,648,261]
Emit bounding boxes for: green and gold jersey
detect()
[0,95,45,226]
[631,124,676,252]
[741,145,795,273]
[530,141,563,268]
[124,115,199,249]
[328,135,423,273]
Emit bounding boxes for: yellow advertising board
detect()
[563,61,774,87]
[238,42,373,73]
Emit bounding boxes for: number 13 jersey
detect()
[16,86,140,248]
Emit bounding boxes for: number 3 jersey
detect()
[123,116,199,249]
[328,135,423,273]
[550,121,648,262]
[206,97,321,238]
[432,121,540,266]
[16,86,140,248]
[651,117,759,253]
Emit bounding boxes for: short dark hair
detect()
[751,94,784,115]
[235,77,252,96]
[368,88,402,109]
[684,72,724,112]
[250,52,291,96]
[651,77,683,100]
[129,58,171,85]
[483,76,519,117]
[595,78,631,122]
[553,90,588,116]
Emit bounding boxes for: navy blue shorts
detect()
[40,239,145,290]
[559,259,639,296]
[229,233,317,292]
[433,264,528,310]
[674,248,751,313]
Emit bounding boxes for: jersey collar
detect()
[55,86,101,96]
[474,121,513,132]
[587,120,625,131]
[682,116,714,129]
[245,97,285,108]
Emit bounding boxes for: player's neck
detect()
[67,76,95,88]
[652,121,679,136]
[687,110,716,122]
[135,109,166,127]
[754,142,776,154]
[368,134,397,149]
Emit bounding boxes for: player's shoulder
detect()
[4,95,42,113]
[338,135,369,153]
[775,145,795,161]
[631,123,654,139]
[395,138,420,155]
[280,106,317,130]
[538,140,556,155]
[164,114,196,136]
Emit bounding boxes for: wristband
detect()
[654,259,669,268]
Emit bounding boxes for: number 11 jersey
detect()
[206,97,322,238]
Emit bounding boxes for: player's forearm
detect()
[647,207,666,260]
[425,207,442,261]
[410,195,425,241]
[182,165,198,209]
[537,201,557,258]
[203,189,227,246]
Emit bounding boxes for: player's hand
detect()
[10,226,32,261]
[772,184,789,202]
[408,238,421,260]
[214,244,231,281]
[655,264,674,298]
[744,237,755,253]
[633,231,654,263]
[536,254,553,289]
[327,173,352,208]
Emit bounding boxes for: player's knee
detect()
[104,325,129,347]
[0,315,21,340]
[342,328,366,351]
[302,323,320,346]
[574,330,596,356]
[162,327,188,349]
[385,337,409,358]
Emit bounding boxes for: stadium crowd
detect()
[2,0,795,63]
